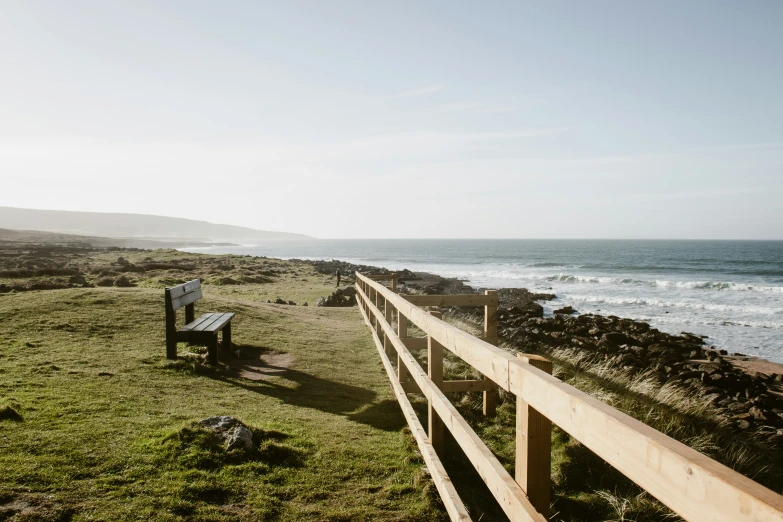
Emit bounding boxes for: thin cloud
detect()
[389,84,445,98]
[631,186,779,201]
[434,100,517,114]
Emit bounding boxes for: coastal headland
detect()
[2,232,782,520]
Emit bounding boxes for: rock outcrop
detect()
[491,309,783,444]
[315,288,356,307]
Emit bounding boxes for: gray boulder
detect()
[199,416,254,451]
[227,425,254,451]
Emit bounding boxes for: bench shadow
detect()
[212,344,404,431]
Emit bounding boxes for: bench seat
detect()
[180,312,235,339]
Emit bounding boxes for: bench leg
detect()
[166,333,177,360]
[207,335,219,366]
[223,323,232,353]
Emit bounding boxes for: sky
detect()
[1,1,782,239]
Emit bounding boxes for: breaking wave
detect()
[564,294,783,317]
[448,270,783,294]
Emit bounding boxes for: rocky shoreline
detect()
[309,259,783,446]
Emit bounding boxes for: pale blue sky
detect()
[1,1,781,238]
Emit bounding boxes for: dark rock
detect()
[727,402,749,413]
[553,306,577,315]
[602,332,634,347]
[95,277,114,287]
[114,275,132,287]
[212,276,240,285]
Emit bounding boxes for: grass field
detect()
[3,244,780,521]
[0,251,447,521]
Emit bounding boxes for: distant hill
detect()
[0,207,311,243]
[0,228,241,249]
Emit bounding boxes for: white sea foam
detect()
[444,269,783,294]
[564,294,783,317]
[654,280,783,293]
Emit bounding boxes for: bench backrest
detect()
[165,279,202,311]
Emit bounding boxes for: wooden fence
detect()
[355,272,783,522]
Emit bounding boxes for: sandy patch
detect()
[729,356,783,377]
[224,346,294,381]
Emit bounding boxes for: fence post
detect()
[428,310,444,455]
[483,290,499,417]
[367,283,372,318]
[392,273,397,293]
[362,280,367,315]
[515,353,552,519]
[365,281,371,318]
[384,300,394,358]
[376,293,384,340]
[397,310,409,384]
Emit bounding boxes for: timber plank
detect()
[167,279,201,300]
[180,313,216,332]
[170,289,202,311]
[191,312,233,332]
[401,294,498,307]
[403,380,498,393]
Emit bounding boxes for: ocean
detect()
[181,239,783,363]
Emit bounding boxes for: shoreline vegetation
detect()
[1,230,782,521]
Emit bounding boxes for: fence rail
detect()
[355,272,783,522]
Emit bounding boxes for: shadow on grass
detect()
[224,367,389,427]
[346,399,407,432]
[165,343,403,432]
[0,405,23,422]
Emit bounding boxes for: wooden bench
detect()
[164,279,234,365]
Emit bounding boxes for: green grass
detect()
[0,262,446,520]
[5,245,778,521]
